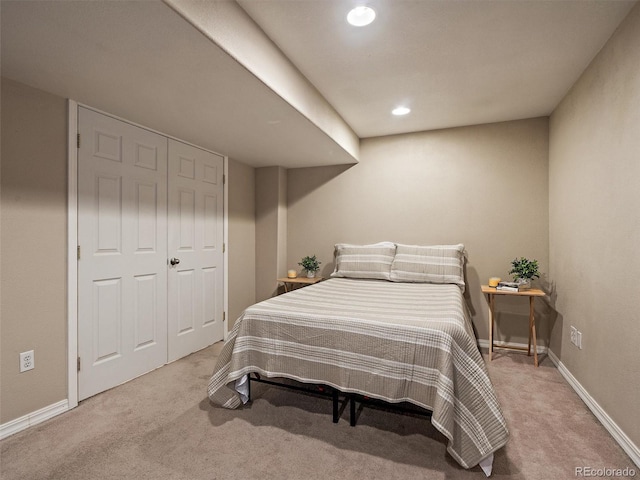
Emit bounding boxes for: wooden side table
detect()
[482,285,546,367]
[277,276,323,293]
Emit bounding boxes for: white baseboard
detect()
[477,338,548,355]
[0,399,69,441]
[547,350,639,469]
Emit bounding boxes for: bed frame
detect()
[247,373,432,427]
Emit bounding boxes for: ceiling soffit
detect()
[1,0,358,168]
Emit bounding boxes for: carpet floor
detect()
[1,343,635,479]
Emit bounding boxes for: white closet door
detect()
[78,107,168,400]
[168,140,224,361]
[167,140,225,362]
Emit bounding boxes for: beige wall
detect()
[287,118,550,342]
[1,78,68,423]
[255,166,288,301]
[549,2,640,448]
[227,159,256,329]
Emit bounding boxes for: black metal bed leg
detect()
[332,389,339,423]
[247,373,252,402]
[349,395,356,427]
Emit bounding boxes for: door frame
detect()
[67,100,229,408]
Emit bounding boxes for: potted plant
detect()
[508,257,540,289]
[298,255,321,278]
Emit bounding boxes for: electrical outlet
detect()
[570,326,577,346]
[569,327,583,349]
[20,350,35,372]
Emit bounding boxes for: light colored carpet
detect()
[1,343,635,479]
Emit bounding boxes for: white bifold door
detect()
[78,107,224,400]
[167,140,224,362]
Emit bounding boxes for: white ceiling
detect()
[238,0,636,138]
[1,0,636,167]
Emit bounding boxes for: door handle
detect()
[170,258,180,266]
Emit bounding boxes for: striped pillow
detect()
[390,244,466,290]
[330,242,396,281]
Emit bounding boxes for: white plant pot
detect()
[306,271,315,278]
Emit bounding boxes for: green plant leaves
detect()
[508,257,540,280]
[298,255,321,272]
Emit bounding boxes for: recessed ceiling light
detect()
[392,106,411,116]
[347,6,376,27]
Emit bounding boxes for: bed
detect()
[208,243,509,474]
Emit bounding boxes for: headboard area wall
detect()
[286,117,550,344]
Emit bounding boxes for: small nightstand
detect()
[482,285,546,367]
[277,276,323,293]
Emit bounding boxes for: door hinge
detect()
[223,243,226,253]
[77,133,80,149]
[77,357,81,372]
[223,312,226,321]
[77,245,81,260]
[223,174,226,185]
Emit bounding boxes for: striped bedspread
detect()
[208,278,509,469]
